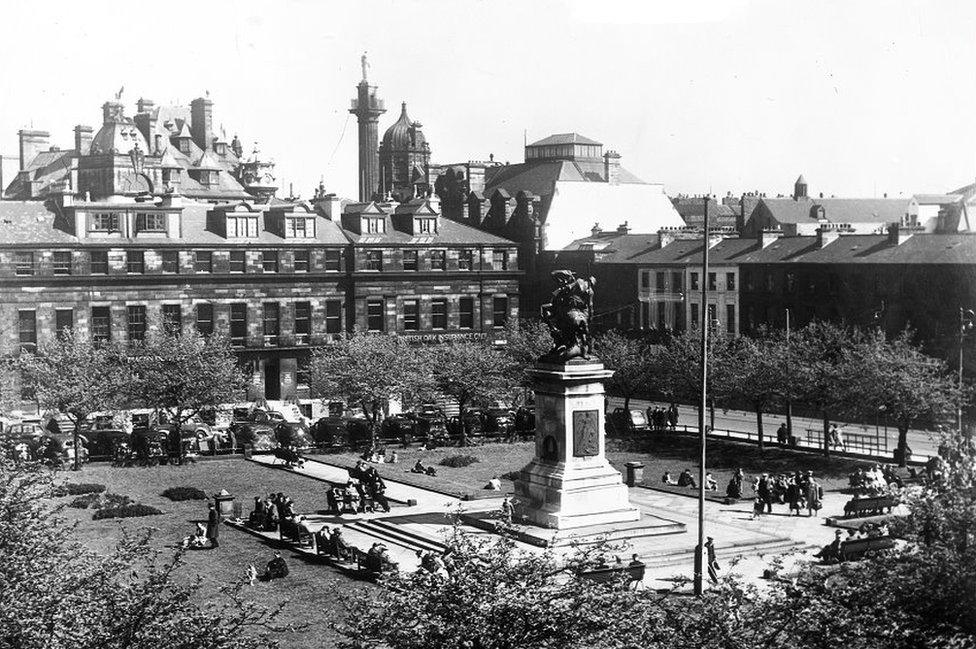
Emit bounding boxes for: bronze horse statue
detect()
[540,270,595,363]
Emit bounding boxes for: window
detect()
[707,273,717,291]
[458,249,473,271]
[367,299,384,332]
[53,251,72,275]
[324,249,341,271]
[707,304,718,328]
[161,250,179,274]
[765,272,775,292]
[162,304,182,335]
[294,301,311,343]
[230,303,247,347]
[55,309,73,335]
[690,272,699,290]
[656,272,666,291]
[226,216,258,238]
[127,305,146,342]
[365,250,382,271]
[640,271,650,290]
[726,273,736,291]
[459,297,474,329]
[287,217,311,238]
[294,250,310,273]
[656,302,667,330]
[403,300,419,331]
[492,297,508,327]
[91,306,111,343]
[18,310,36,351]
[261,250,278,273]
[126,250,145,274]
[325,300,342,334]
[196,304,214,336]
[90,213,119,232]
[675,304,686,332]
[492,250,508,271]
[726,304,736,334]
[297,356,310,387]
[90,250,108,275]
[14,252,34,276]
[403,250,418,271]
[229,251,245,273]
[743,269,754,291]
[417,218,436,234]
[432,299,447,330]
[785,272,796,293]
[672,272,683,292]
[431,250,446,271]
[136,213,166,232]
[262,303,280,344]
[691,303,700,328]
[365,217,385,234]
[194,251,213,273]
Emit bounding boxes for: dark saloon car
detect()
[309,416,371,449]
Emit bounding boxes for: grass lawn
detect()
[319,433,862,499]
[57,459,364,649]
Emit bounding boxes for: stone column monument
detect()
[514,271,641,529]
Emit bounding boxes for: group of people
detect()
[183,502,221,549]
[360,445,398,465]
[661,469,718,491]
[326,461,391,514]
[734,469,823,518]
[314,526,353,560]
[410,459,437,476]
[646,404,679,432]
[848,463,902,494]
[249,492,298,533]
[814,521,890,563]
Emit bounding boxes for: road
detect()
[607,396,941,461]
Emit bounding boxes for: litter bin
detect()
[624,461,644,487]
[213,489,235,518]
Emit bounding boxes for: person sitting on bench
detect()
[331,528,351,560]
[677,469,698,488]
[814,530,844,563]
[661,472,678,486]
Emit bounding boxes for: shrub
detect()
[52,483,106,497]
[93,503,163,520]
[500,470,521,481]
[162,486,207,501]
[70,492,133,510]
[439,454,480,468]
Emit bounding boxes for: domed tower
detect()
[378,102,431,202]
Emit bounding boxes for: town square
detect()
[1,2,974,648]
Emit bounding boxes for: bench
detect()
[843,495,898,518]
[352,547,398,579]
[579,563,645,589]
[838,536,895,561]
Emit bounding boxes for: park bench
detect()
[352,547,398,579]
[843,494,898,518]
[838,536,895,561]
[579,562,645,589]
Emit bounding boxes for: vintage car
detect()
[309,416,371,448]
[608,408,650,435]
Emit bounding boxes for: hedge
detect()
[161,486,207,501]
[93,504,163,520]
[53,483,106,497]
[439,454,480,468]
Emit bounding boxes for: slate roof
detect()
[1,149,74,199]
[560,233,756,266]
[736,233,976,265]
[760,197,910,225]
[484,159,645,198]
[671,198,738,227]
[527,133,602,147]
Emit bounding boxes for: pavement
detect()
[235,453,898,589]
[609,396,941,461]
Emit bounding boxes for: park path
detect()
[608,396,939,461]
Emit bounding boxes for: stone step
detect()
[344,519,447,555]
[638,538,806,570]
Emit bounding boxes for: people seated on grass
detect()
[661,471,677,486]
[677,469,697,488]
[485,475,502,491]
[183,523,211,549]
[704,473,718,491]
[411,459,437,476]
[261,551,289,581]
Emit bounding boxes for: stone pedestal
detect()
[514,359,641,529]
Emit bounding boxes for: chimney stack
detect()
[18,129,49,171]
[604,150,621,186]
[758,227,782,248]
[887,220,923,246]
[102,101,124,124]
[73,125,93,155]
[816,222,851,248]
[617,221,630,235]
[190,97,214,152]
[591,223,603,237]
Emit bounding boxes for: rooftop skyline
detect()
[1,0,974,207]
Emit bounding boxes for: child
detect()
[751,496,764,520]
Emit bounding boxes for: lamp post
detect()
[693,197,709,597]
[959,308,974,436]
[784,308,792,440]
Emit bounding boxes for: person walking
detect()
[758,473,774,514]
[667,404,679,431]
[786,472,803,516]
[804,471,823,517]
[704,536,720,583]
[206,502,221,548]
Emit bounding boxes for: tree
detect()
[850,330,967,466]
[721,331,786,450]
[18,329,126,470]
[428,339,516,446]
[0,445,289,649]
[502,318,552,401]
[656,330,735,432]
[595,331,653,411]
[126,328,245,428]
[309,333,427,447]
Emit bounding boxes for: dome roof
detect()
[381,102,427,152]
[89,121,149,156]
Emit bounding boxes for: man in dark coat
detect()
[206,503,220,548]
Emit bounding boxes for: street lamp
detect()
[693,197,710,598]
[959,308,974,436]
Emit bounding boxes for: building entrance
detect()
[264,360,281,400]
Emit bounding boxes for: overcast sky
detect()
[1,0,973,201]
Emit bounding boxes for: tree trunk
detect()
[709,399,715,432]
[755,404,764,450]
[822,413,830,458]
[458,398,469,447]
[73,420,82,471]
[623,394,630,411]
[896,424,909,467]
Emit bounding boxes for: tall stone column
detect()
[514,359,641,529]
[350,80,385,202]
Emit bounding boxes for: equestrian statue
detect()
[540,270,596,363]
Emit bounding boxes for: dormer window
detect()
[136,213,166,233]
[200,170,219,186]
[286,217,314,238]
[177,138,191,155]
[364,217,385,234]
[214,141,227,156]
[226,216,258,238]
[90,213,120,233]
[416,217,437,234]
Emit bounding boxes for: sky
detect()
[1,0,974,201]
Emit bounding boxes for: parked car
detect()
[381,414,418,445]
[86,429,130,459]
[310,416,371,448]
[275,420,313,449]
[608,408,649,435]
